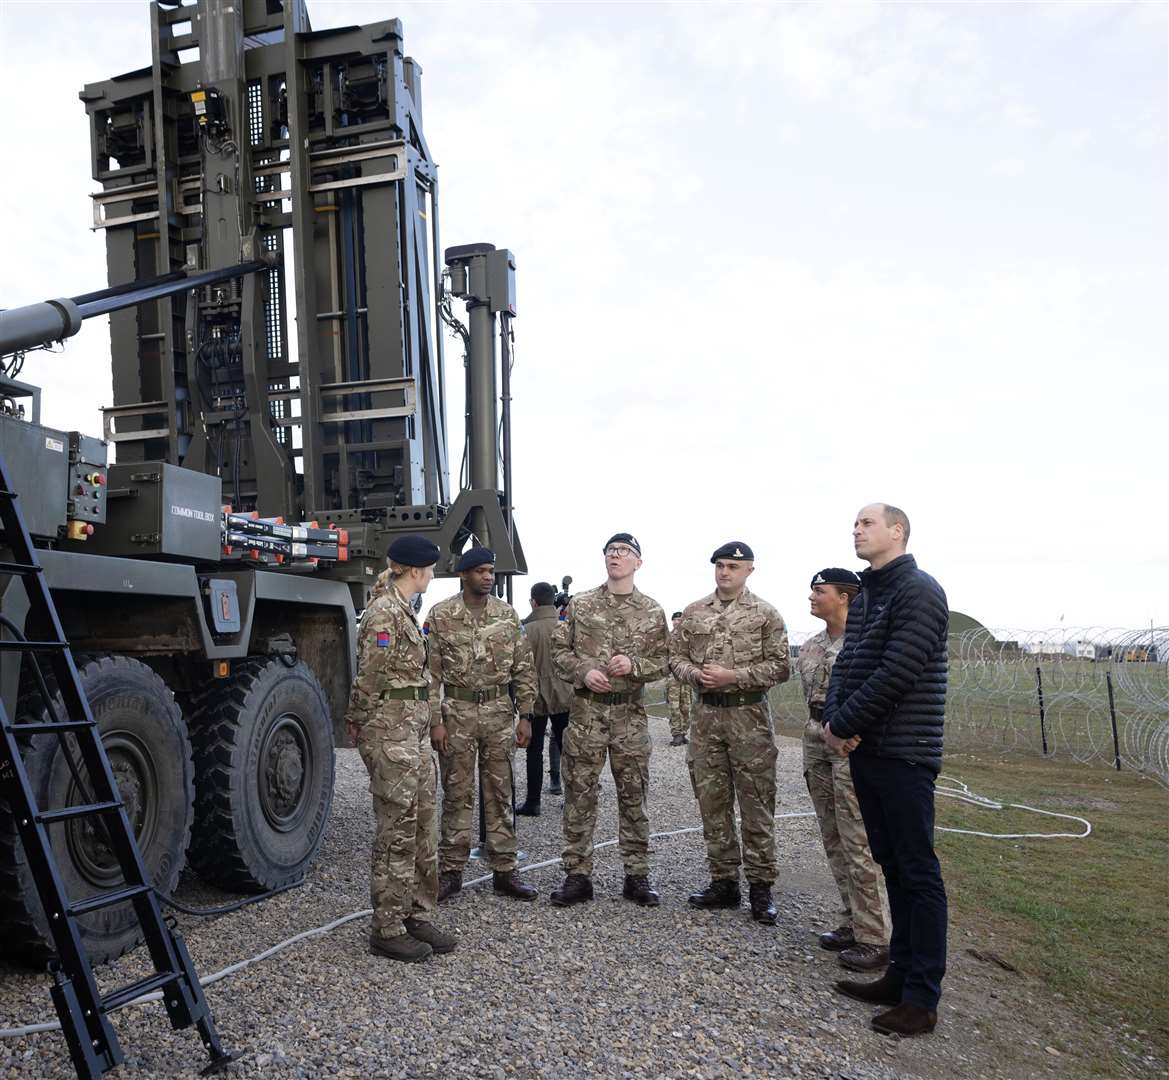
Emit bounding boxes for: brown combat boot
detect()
[622,875,660,907]
[819,925,855,951]
[834,967,904,1006]
[688,879,741,909]
[493,870,538,901]
[748,882,777,925]
[437,870,462,903]
[403,917,456,955]
[871,1003,937,1037]
[369,932,432,963]
[549,873,593,907]
[839,942,890,972]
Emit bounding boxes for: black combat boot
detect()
[437,870,462,903]
[549,873,593,907]
[748,882,778,925]
[493,870,538,901]
[622,875,660,907]
[687,879,741,909]
[819,925,856,951]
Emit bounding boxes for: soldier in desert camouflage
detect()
[549,533,669,908]
[346,534,456,963]
[670,542,789,925]
[799,568,890,972]
[666,611,692,746]
[428,546,539,902]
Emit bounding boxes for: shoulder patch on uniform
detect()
[422,620,430,636]
[376,630,391,648]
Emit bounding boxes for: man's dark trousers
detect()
[849,753,947,1009]
[525,712,569,799]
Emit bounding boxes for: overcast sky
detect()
[1,0,1165,637]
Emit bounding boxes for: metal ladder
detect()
[0,449,233,1078]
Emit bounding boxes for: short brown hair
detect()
[880,504,911,543]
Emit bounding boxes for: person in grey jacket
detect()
[824,503,949,1039]
[517,582,575,815]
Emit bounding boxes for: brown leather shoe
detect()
[437,870,462,903]
[493,870,538,901]
[550,873,593,906]
[688,879,741,909]
[403,917,456,955]
[834,968,904,1006]
[622,875,660,907]
[819,925,855,951]
[369,932,432,963]
[872,1003,937,1037]
[839,942,890,972]
[748,882,777,925]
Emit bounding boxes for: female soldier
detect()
[347,535,456,962]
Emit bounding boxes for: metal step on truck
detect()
[0,0,524,966]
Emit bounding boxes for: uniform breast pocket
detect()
[732,616,766,665]
[686,633,713,664]
[442,629,474,670]
[485,624,514,668]
[574,614,608,656]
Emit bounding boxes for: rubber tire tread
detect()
[187,658,334,892]
[0,655,193,967]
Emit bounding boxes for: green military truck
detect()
[0,0,523,965]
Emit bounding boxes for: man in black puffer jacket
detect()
[822,503,949,1038]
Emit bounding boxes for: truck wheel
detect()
[0,656,193,967]
[187,659,334,891]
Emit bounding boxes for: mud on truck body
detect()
[0,0,523,966]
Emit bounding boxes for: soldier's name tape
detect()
[0,777,1093,1041]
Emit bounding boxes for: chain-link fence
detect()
[769,626,1169,787]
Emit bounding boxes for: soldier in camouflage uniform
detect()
[666,612,692,746]
[799,568,890,971]
[549,532,669,907]
[428,546,539,902]
[346,534,456,963]
[670,542,789,925]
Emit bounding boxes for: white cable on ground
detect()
[936,775,1093,839]
[0,786,1089,1039]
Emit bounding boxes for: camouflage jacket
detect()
[522,605,575,716]
[551,583,669,690]
[669,587,790,691]
[426,593,536,713]
[796,628,844,708]
[346,581,428,730]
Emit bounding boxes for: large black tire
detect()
[0,656,194,967]
[187,659,334,891]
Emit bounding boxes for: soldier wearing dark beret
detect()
[670,541,790,924]
[799,568,890,972]
[428,546,539,902]
[346,534,455,962]
[549,532,669,907]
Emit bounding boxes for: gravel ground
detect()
[0,711,1140,1079]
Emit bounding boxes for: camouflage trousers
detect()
[687,703,778,883]
[665,678,692,738]
[561,697,651,877]
[802,719,889,945]
[438,699,517,874]
[356,702,439,937]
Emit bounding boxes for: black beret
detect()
[711,541,754,563]
[456,545,495,572]
[811,567,861,589]
[671,611,683,620]
[387,534,440,568]
[602,532,641,556]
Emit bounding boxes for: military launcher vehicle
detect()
[0,0,523,966]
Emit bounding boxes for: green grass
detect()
[935,752,1169,1074]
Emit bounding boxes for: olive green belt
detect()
[700,690,765,707]
[379,686,429,701]
[575,687,642,706]
[443,683,507,704]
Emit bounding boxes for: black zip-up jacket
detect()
[824,553,948,773]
